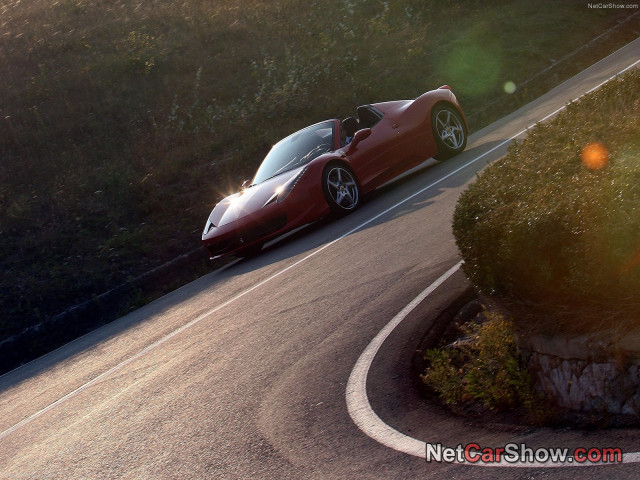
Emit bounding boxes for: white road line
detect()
[345,260,463,458]
[344,56,640,467]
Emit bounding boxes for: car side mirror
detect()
[348,128,372,151]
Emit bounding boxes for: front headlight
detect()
[263,166,308,207]
[203,219,215,236]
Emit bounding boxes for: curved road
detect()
[1,37,639,479]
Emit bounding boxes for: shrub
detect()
[453,69,640,331]
[421,312,536,412]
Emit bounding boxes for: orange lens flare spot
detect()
[581,142,609,170]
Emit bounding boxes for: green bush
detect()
[453,70,640,330]
[421,313,535,412]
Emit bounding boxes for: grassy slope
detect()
[0,0,638,339]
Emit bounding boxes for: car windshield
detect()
[252,121,334,185]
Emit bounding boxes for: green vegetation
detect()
[421,311,539,415]
[453,69,640,334]
[1,0,638,344]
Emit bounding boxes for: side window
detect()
[357,105,384,129]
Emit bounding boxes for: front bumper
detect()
[202,212,288,259]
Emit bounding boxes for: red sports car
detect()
[202,85,467,259]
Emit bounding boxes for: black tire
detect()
[431,104,467,160]
[322,163,360,215]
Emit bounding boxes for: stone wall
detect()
[518,331,640,415]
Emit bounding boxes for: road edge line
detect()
[345,260,463,459]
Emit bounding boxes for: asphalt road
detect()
[1,37,639,480]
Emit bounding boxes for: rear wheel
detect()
[322,164,359,215]
[431,104,467,160]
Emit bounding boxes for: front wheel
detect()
[431,104,467,160]
[322,164,360,215]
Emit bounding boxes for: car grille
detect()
[206,215,287,257]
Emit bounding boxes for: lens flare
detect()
[438,29,501,98]
[581,142,609,170]
[504,81,516,94]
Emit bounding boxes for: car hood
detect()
[208,167,302,227]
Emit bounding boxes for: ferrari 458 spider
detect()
[202,85,467,259]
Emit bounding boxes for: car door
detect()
[345,106,404,192]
